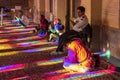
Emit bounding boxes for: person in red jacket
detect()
[38,15,49,39]
[40,15,48,30]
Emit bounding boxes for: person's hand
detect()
[70,18,75,22]
[70,18,76,25]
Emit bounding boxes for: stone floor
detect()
[0,23,120,80]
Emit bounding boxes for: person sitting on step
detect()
[47,18,64,42]
[38,15,49,39]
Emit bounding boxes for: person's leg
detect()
[38,28,46,38]
[56,32,67,52]
[56,30,78,52]
[18,19,26,27]
[48,33,53,42]
[81,34,87,46]
[36,24,41,32]
[52,33,59,38]
[63,62,90,73]
[45,30,50,40]
[56,30,82,52]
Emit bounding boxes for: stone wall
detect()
[108,28,120,59]
[101,0,120,59]
[81,0,102,52]
[101,26,120,59]
[81,0,120,60]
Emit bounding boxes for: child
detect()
[47,18,64,42]
[63,37,95,73]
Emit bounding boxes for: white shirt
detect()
[73,15,88,32]
[21,15,29,25]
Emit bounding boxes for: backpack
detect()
[91,54,101,68]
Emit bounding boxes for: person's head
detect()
[54,18,61,24]
[41,15,45,19]
[18,10,23,18]
[77,6,85,17]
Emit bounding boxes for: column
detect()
[0,8,3,27]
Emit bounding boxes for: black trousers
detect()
[56,30,82,52]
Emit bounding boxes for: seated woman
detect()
[18,10,29,27]
[62,36,96,73]
[47,18,64,42]
[13,10,29,27]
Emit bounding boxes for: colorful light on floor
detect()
[1,24,117,80]
[17,41,51,46]
[36,57,63,66]
[44,69,114,80]
[0,28,35,34]
[14,36,39,41]
[0,44,13,50]
[0,39,10,43]
[0,64,26,73]
[0,51,19,57]
[22,46,57,53]
[94,49,111,59]
[0,45,57,57]
[0,31,32,37]
[10,76,30,80]
[101,49,111,59]
[4,26,22,29]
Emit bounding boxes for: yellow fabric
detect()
[68,40,92,67]
[63,64,90,73]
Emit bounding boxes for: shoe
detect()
[50,50,64,55]
[50,50,57,55]
[33,30,36,33]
